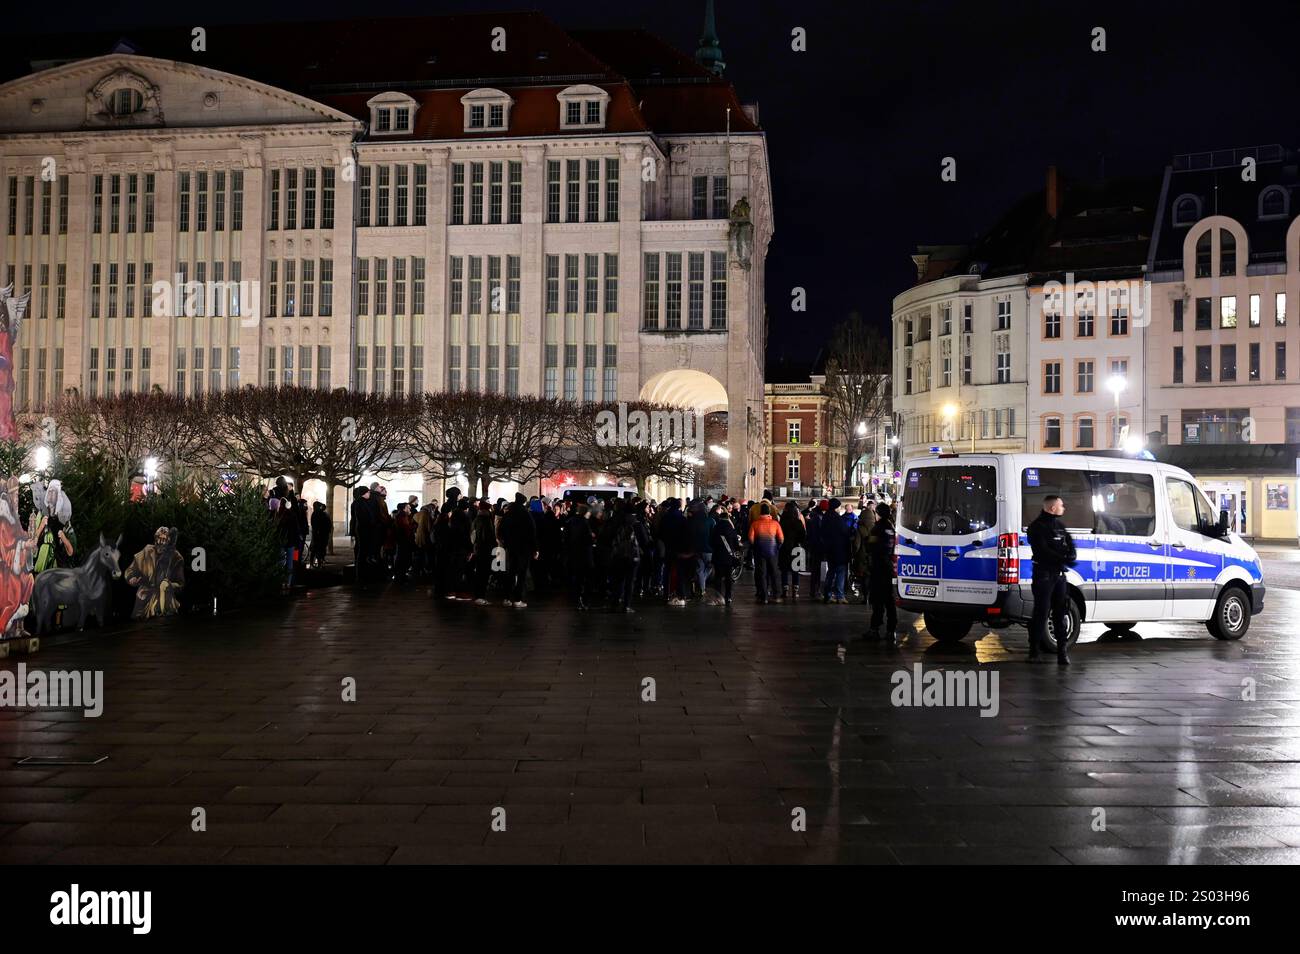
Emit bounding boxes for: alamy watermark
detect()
[890,663,999,718]
[594,402,705,458]
[0,664,103,718]
[1041,271,1151,328]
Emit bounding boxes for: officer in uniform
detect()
[1027,494,1077,665]
[863,502,898,643]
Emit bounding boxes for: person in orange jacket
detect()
[747,499,784,604]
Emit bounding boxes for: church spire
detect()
[694,0,726,77]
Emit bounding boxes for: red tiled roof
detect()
[12,13,762,138]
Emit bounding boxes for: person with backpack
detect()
[709,505,741,605]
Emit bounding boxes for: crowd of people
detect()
[336,484,901,638]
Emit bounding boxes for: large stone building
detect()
[0,10,772,501]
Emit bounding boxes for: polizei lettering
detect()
[899,563,938,578]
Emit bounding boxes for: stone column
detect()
[519,144,545,396]
[236,134,264,386]
[617,141,646,403]
[424,145,449,394]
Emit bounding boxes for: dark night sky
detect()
[12,1,1300,373]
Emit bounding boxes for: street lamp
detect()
[144,455,160,493]
[941,402,974,453]
[1107,374,1127,447]
[32,445,52,473]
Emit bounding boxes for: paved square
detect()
[2,579,1299,864]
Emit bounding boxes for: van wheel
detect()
[924,613,973,643]
[1042,597,1082,650]
[1207,587,1251,641]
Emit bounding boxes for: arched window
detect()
[1259,186,1289,220]
[1195,230,1212,278]
[1173,194,1201,227]
[1220,229,1236,276]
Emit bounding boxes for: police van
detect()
[894,451,1265,646]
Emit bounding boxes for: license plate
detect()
[904,583,937,598]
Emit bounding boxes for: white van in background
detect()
[894,450,1265,646]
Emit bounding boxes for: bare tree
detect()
[52,390,215,477]
[411,391,569,498]
[209,386,418,522]
[823,313,893,492]
[571,400,700,496]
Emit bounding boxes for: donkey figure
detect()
[30,534,123,634]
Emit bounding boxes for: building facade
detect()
[894,170,1157,463]
[0,11,772,499]
[764,377,840,496]
[1146,146,1300,539]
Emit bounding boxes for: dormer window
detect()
[557,84,610,130]
[1172,193,1202,227]
[1259,185,1289,221]
[460,88,512,133]
[367,92,417,136]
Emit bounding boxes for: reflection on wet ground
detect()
[1,581,1297,864]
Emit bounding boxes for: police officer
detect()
[1027,494,1077,665]
[863,502,898,643]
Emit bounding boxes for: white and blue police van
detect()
[894,450,1265,646]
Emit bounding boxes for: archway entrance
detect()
[639,369,730,499]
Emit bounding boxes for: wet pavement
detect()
[1,574,1299,865]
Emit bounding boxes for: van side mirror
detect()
[1214,510,1230,537]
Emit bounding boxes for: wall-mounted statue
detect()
[30,534,122,634]
[126,526,184,618]
[728,197,753,271]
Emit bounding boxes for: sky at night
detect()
[11,0,1300,373]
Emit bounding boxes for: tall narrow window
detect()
[710,252,727,329]
[284,168,296,230]
[267,169,279,230]
[319,168,333,229]
[195,171,207,231]
[546,160,560,223]
[488,162,502,224]
[376,165,390,227]
[565,160,580,223]
[302,168,316,229]
[358,166,371,227]
[687,252,705,330]
[450,163,464,225]
[319,258,333,317]
[604,254,618,313]
[394,164,408,227]
[413,164,427,227]
[229,171,242,231]
[508,161,522,224]
[643,254,660,330]
[692,176,708,218]
[469,162,483,225]
[213,171,225,231]
[586,159,600,222]
[665,253,682,330]
[712,175,728,219]
[604,158,619,222]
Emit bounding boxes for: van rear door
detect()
[897,461,999,607]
